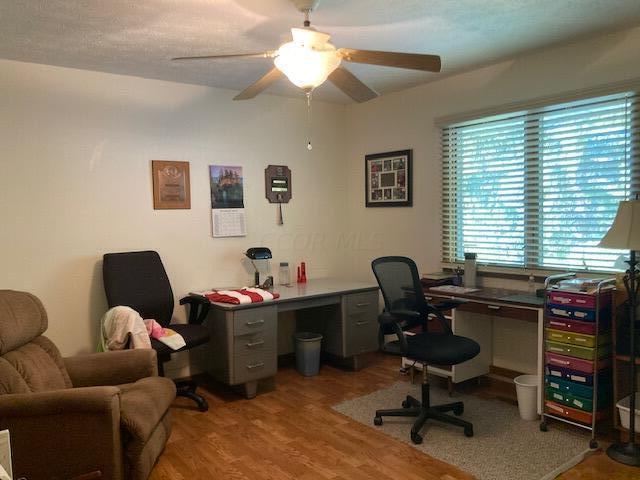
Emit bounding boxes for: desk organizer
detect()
[540,274,615,449]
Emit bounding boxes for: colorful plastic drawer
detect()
[546,317,609,335]
[545,387,602,412]
[545,352,611,373]
[545,340,610,360]
[545,328,610,348]
[547,305,599,322]
[545,375,611,401]
[545,364,611,387]
[545,400,606,425]
[547,291,611,309]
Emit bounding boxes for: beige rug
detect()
[333,382,591,480]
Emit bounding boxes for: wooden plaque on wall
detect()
[152,160,191,209]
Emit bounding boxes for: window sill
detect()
[441,262,622,282]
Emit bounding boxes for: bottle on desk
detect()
[464,252,477,288]
[299,262,307,283]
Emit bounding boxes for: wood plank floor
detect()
[150,354,639,480]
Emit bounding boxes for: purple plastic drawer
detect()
[546,317,609,335]
[545,352,610,373]
[545,364,611,387]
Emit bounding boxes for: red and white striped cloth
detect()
[200,287,280,305]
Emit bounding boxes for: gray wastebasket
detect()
[294,332,323,376]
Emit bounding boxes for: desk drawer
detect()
[345,291,378,315]
[233,351,277,384]
[233,306,277,336]
[233,329,276,357]
[456,301,538,322]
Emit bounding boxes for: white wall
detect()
[342,26,640,373]
[0,60,348,370]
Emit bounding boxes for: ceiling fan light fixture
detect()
[274,28,342,91]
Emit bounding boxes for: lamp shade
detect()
[274,28,342,91]
[599,199,640,250]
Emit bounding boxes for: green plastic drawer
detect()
[545,328,610,348]
[545,340,610,360]
[544,387,610,412]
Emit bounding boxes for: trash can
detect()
[514,374,539,421]
[294,332,323,376]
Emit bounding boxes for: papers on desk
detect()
[429,285,480,294]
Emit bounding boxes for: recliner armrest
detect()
[180,294,211,324]
[0,387,123,480]
[64,349,158,387]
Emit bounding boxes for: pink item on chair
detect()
[144,319,166,340]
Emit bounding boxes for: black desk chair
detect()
[371,256,480,444]
[103,250,211,411]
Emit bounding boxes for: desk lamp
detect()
[599,198,640,466]
[245,247,272,287]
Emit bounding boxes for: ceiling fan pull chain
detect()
[306,91,313,151]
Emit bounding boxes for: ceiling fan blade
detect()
[172,52,275,61]
[338,48,441,72]
[233,67,285,100]
[328,67,378,103]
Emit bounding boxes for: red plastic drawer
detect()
[546,317,608,335]
[545,400,607,425]
[545,352,610,373]
[548,291,611,309]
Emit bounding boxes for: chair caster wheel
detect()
[411,432,423,444]
[589,439,598,449]
[373,416,383,426]
[539,422,548,432]
[464,426,473,437]
[453,405,464,416]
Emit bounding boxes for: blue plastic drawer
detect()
[544,375,611,400]
[546,304,611,322]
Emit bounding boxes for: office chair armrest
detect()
[378,311,412,354]
[180,294,211,324]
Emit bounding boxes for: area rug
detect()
[333,382,591,480]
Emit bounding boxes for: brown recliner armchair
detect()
[0,290,176,480]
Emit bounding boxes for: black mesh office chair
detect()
[371,256,480,444]
[103,250,211,411]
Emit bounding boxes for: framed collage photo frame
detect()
[365,149,412,207]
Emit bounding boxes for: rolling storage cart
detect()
[540,273,615,449]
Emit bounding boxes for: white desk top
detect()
[207,277,379,310]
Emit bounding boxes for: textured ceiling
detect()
[1,0,640,103]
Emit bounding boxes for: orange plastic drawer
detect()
[545,400,606,425]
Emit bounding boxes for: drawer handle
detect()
[356,302,371,307]
[246,362,265,370]
[246,340,265,348]
[487,305,501,310]
[246,319,265,326]
[356,320,370,326]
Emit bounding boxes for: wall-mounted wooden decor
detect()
[152,160,191,209]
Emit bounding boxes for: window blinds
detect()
[442,91,639,271]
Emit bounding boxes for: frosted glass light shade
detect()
[274,28,342,91]
[599,199,640,250]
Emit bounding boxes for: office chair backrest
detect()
[103,251,174,327]
[371,256,429,327]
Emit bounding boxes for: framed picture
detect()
[365,149,412,207]
[152,160,191,209]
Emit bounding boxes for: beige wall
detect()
[342,26,640,373]
[0,59,347,369]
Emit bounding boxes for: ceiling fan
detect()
[172,0,441,103]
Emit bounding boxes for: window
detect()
[442,91,639,272]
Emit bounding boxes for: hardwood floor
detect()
[150,354,639,479]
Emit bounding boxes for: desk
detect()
[424,287,545,413]
[205,278,379,398]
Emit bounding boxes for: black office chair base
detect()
[373,388,473,444]
[176,379,209,412]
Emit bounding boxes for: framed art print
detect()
[365,149,412,207]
